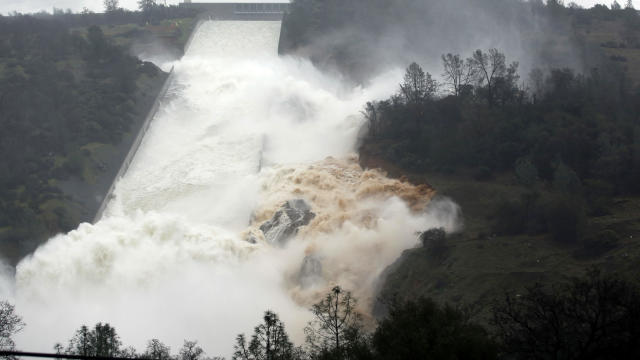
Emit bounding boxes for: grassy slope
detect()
[574,15,640,83]
[362,143,640,324]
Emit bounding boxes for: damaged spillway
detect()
[11,20,460,356]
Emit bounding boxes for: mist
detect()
[12,20,461,357]
[280,0,583,83]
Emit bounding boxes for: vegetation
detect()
[4,274,640,359]
[373,298,496,360]
[280,0,640,84]
[0,8,197,264]
[65,323,123,358]
[360,45,639,247]
[493,269,640,359]
[0,301,24,352]
[288,0,640,339]
[1,0,640,359]
[233,311,296,360]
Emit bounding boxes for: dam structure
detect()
[93,2,290,222]
[13,5,456,357]
[181,1,290,20]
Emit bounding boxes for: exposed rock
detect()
[260,199,315,245]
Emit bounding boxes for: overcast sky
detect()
[0,0,637,16]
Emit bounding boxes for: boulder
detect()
[260,199,315,245]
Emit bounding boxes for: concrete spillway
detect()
[12,16,459,358]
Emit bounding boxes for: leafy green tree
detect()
[0,301,24,352]
[373,298,497,360]
[233,311,294,360]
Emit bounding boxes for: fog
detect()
[281,0,595,83]
[9,20,460,357]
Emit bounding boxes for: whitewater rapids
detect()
[8,21,460,356]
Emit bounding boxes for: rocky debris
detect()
[298,255,323,288]
[260,199,316,246]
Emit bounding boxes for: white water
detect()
[7,21,460,357]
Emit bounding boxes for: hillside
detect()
[0,15,196,264]
[351,5,640,322]
[362,149,640,322]
[278,0,640,323]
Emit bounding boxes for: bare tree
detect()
[0,301,24,352]
[103,0,119,13]
[441,53,475,96]
[400,62,437,105]
[362,102,379,137]
[179,340,205,360]
[144,339,172,360]
[625,0,635,9]
[304,286,363,356]
[468,49,519,106]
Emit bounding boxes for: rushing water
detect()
[9,21,460,356]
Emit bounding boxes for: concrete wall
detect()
[92,67,176,223]
[181,3,289,20]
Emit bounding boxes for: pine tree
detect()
[233,311,294,360]
[304,286,364,357]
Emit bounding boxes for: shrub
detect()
[473,166,494,181]
[491,199,527,235]
[493,269,640,359]
[420,228,448,258]
[544,195,585,244]
[373,298,497,360]
[582,229,620,256]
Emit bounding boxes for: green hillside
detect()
[0,14,196,264]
